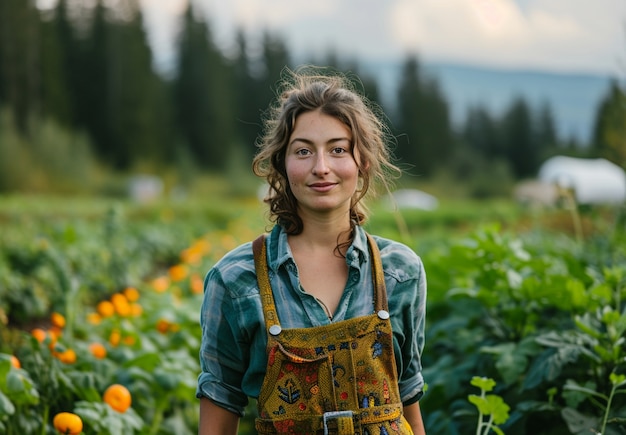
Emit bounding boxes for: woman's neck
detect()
[290,210,353,254]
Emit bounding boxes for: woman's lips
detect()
[308,182,336,192]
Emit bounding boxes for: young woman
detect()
[197,68,427,435]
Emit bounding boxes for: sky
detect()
[139,0,626,78]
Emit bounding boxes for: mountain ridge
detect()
[360,59,614,144]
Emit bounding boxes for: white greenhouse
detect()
[537,156,626,204]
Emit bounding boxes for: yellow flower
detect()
[130,303,143,317]
[168,264,188,282]
[151,276,170,293]
[109,329,121,347]
[123,287,140,302]
[53,412,83,435]
[55,349,77,364]
[87,312,102,325]
[89,342,107,359]
[51,312,66,328]
[190,273,204,294]
[97,300,115,318]
[111,293,131,317]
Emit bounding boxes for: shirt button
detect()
[377,310,390,320]
[269,325,282,336]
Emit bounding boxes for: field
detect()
[1,192,625,434]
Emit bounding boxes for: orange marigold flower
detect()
[103,384,132,413]
[97,300,115,318]
[50,312,66,328]
[168,264,188,282]
[31,328,47,343]
[130,303,143,317]
[10,355,20,369]
[49,326,63,340]
[55,349,77,364]
[122,335,136,346]
[180,247,201,265]
[109,329,121,347]
[156,319,170,334]
[87,312,102,325]
[89,342,107,359]
[111,293,131,317]
[151,276,170,293]
[53,412,83,435]
[123,287,140,302]
[190,273,204,294]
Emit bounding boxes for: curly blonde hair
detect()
[252,66,400,235]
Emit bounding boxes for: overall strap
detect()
[252,234,280,334]
[366,233,388,312]
[252,232,389,334]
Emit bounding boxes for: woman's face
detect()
[285,110,359,219]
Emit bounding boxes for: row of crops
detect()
[1,195,625,434]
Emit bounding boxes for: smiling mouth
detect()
[309,182,336,192]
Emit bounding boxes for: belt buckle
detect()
[322,410,354,435]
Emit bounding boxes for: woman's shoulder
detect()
[370,234,424,281]
[207,240,258,296]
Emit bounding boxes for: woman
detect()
[197,67,427,434]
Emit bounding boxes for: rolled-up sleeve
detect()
[196,265,250,416]
[380,240,427,405]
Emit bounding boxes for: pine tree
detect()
[394,55,452,176]
[174,3,233,168]
[501,96,538,178]
[106,0,169,168]
[0,0,41,131]
[39,5,73,127]
[231,29,263,156]
[467,105,504,157]
[591,79,626,168]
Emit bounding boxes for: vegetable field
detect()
[1,194,625,434]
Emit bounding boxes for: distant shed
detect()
[537,156,626,204]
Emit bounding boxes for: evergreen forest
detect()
[0,0,624,197]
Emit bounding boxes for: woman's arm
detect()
[403,401,426,435]
[198,397,240,435]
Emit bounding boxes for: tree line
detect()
[0,0,623,195]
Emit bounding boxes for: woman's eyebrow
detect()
[289,136,351,146]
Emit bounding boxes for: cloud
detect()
[140,0,625,75]
[389,0,624,73]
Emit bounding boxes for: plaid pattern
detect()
[196,225,426,417]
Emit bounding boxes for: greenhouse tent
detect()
[537,156,626,204]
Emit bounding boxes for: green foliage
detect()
[468,377,510,434]
[1,193,625,434]
[417,207,626,434]
[0,194,268,434]
[0,108,99,193]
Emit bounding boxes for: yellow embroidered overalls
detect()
[252,234,414,435]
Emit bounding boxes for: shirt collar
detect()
[266,224,369,272]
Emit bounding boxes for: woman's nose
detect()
[312,154,330,175]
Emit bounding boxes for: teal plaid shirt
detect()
[196,224,427,416]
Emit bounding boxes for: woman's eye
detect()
[295,148,311,156]
[332,147,348,154]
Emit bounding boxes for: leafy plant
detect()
[468,377,510,435]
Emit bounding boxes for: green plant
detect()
[561,372,626,435]
[468,377,510,435]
